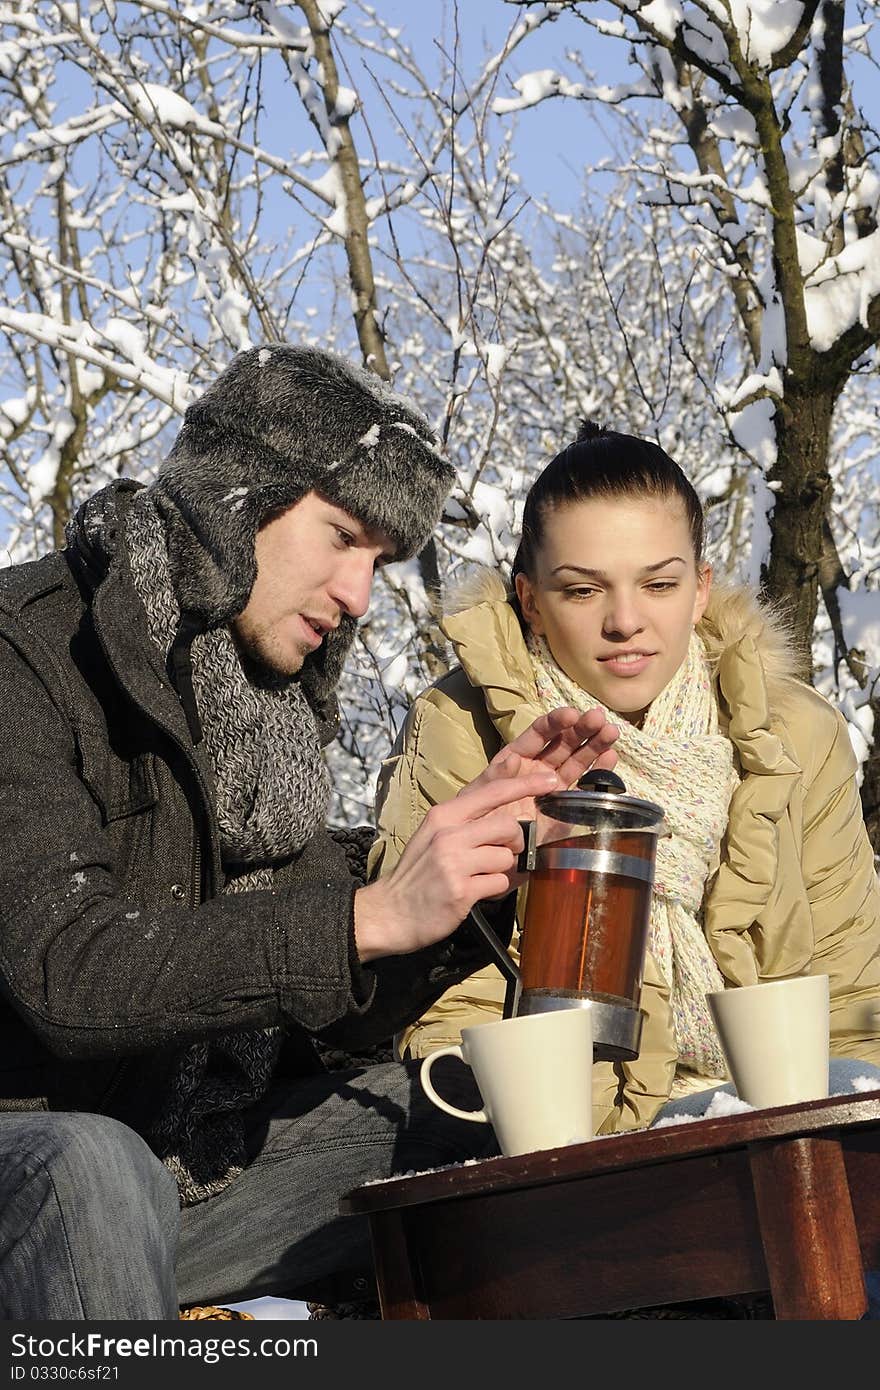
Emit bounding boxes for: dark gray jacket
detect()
[0,483,501,1139]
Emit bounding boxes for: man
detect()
[0,345,617,1319]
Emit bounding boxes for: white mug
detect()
[706,974,830,1109]
[419,1007,594,1157]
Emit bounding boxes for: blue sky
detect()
[349,0,880,215]
[340,0,633,212]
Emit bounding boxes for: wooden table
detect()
[340,1091,880,1319]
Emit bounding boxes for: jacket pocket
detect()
[76,724,159,824]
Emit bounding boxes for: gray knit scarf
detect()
[124,489,331,1204]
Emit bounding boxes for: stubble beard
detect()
[231,620,309,684]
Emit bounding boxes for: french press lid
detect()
[534,767,666,832]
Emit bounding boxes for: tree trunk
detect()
[296,0,389,381]
[763,384,837,678]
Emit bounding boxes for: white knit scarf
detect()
[527,629,738,1080]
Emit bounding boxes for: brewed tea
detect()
[519,830,653,1005]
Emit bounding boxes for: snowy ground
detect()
[225,1296,311,1319]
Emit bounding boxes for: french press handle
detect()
[516,818,537,873]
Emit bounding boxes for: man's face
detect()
[231,491,395,678]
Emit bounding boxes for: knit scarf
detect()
[124,489,331,1204]
[527,630,738,1081]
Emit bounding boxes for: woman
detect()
[369,421,880,1132]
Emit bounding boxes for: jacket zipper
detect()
[99,1056,133,1111]
[191,830,203,907]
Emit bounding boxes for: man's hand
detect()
[355,767,558,963]
[354,707,618,964]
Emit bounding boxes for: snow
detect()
[728,0,806,71]
[215,287,252,346]
[381,651,408,688]
[501,69,561,110]
[726,365,783,412]
[0,396,29,427]
[747,468,777,587]
[226,1296,312,1319]
[484,342,509,388]
[30,450,64,504]
[129,84,200,131]
[357,423,381,449]
[446,316,470,351]
[310,165,345,208]
[102,317,147,361]
[493,70,649,116]
[322,192,349,239]
[250,4,308,46]
[709,108,759,147]
[838,587,880,685]
[682,15,729,69]
[637,0,684,44]
[729,397,777,471]
[315,0,347,24]
[473,479,514,536]
[332,86,358,120]
[803,228,880,352]
[652,1088,754,1126]
[797,226,831,278]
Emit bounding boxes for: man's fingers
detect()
[473,707,620,805]
[446,767,557,822]
[504,706,616,766]
[503,707,581,762]
[478,749,524,781]
[592,747,619,771]
[470,872,521,903]
[552,722,620,784]
[549,711,618,758]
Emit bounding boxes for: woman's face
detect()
[515,494,711,725]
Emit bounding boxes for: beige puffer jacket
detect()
[368,570,880,1134]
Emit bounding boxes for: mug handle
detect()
[420,1046,489,1124]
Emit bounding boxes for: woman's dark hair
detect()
[510,420,705,613]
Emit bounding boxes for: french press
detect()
[472,768,667,1063]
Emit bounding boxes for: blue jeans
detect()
[652,1057,880,1320]
[0,1059,497,1319]
[0,1112,180,1319]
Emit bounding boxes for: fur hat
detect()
[151,344,454,626]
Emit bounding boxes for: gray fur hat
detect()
[151,344,454,627]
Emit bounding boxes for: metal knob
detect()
[576,768,627,794]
